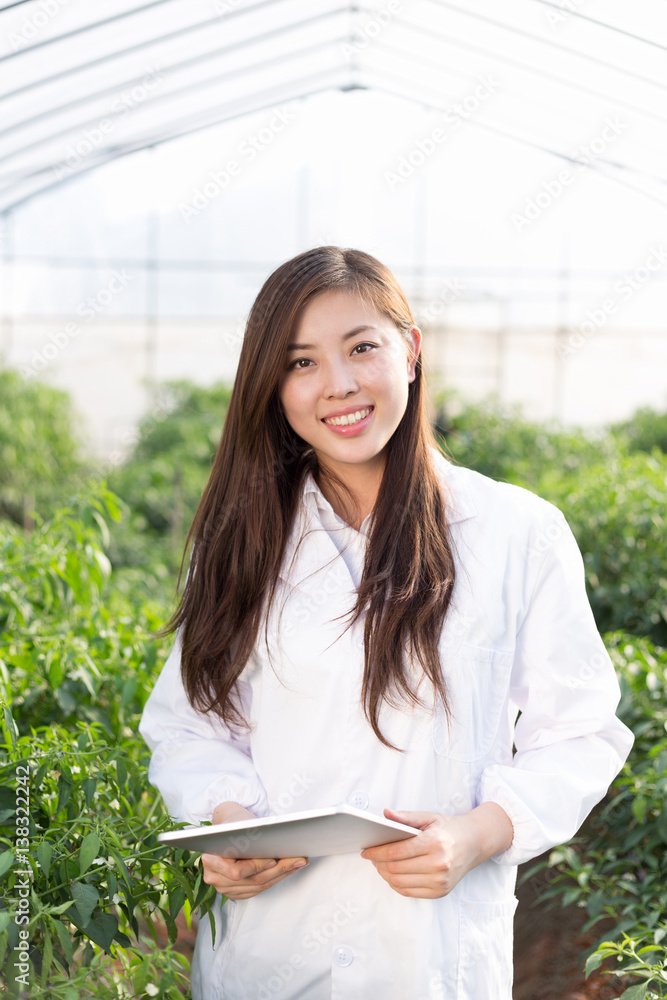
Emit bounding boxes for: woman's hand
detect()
[200,801,310,900]
[359,804,513,898]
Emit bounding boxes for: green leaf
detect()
[70,882,99,927]
[46,656,65,690]
[619,985,649,1000]
[561,886,582,906]
[168,886,186,921]
[103,493,122,522]
[162,908,178,945]
[52,917,74,964]
[116,757,127,792]
[34,760,49,787]
[50,900,76,915]
[657,803,667,843]
[80,910,118,953]
[108,847,133,890]
[586,890,606,920]
[3,707,17,752]
[585,951,605,977]
[631,796,647,825]
[0,850,15,880]
[82,777,97,807]
[56,773,73,814]
[36,842,52,877]
[40,929,53,986]
[120,677,138,708]
[78,832,100,877]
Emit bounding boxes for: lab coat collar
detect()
[277,446,478,589]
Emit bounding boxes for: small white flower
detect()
[112,893,122,904]
[145,985,159,996]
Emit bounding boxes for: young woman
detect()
[139,246,634,1000]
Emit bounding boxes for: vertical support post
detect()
[495,296,509,404]
[553,239,570,421]
[145,147,159,387]
[297,164,309,248]
[1,210,14,361]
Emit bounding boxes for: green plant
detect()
[0,716,208,999]
[585,936,667,999]
[612,405,667,456]
[0,369,84,528]
[527,633,667,998]
[0,489,219,998]
[107,381,231,577]
[433,393,620,491]
[538,456,667,644]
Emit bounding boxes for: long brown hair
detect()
[166,246,457,751]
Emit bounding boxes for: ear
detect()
[406,326,422,383]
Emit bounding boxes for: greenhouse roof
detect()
[1,0,666,214]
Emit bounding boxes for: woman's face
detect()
[278,288,421,480]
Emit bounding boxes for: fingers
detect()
[223,862,308,899]
[217,856,280,881]
[367,853,446,876]
[370,864,455,898]
[204,855,307,881]
[201,854,310,898]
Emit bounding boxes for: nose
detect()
[322,357,360,399]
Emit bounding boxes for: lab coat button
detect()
[347,791,369,809]
[333,945,353,967]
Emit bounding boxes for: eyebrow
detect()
[286,325,376,352]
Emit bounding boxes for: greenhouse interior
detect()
[1,1,666,998]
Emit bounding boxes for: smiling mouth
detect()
[322,406,374,427]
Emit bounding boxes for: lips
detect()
[322,405,374,427]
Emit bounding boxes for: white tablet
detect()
[157,804,419,859]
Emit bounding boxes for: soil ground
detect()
[513,859,630,1000]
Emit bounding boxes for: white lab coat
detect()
[139,446,634,1000]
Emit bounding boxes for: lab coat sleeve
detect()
[476,507,634,866]
[138,630,270,825]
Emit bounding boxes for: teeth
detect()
[324,407,372,427]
